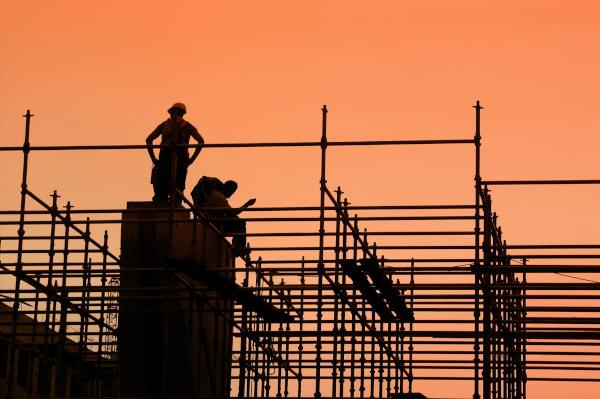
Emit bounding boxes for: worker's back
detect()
[191,176,223,209]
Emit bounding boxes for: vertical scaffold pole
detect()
[522,258,528,399]
[340,198,349,396]
[332,186,342,399]
[238,259,250,398]
[79,218,91,353]
[370,243,376,398]
[482,188,491,399]
[473,100,483,399]
[360,228,368,399]
[97,230,109,395]
[6,110,33,399]
[350,215,358,399]
[41,190,59,395]
[253,259,263,398]
[284,287,292,398]
[381,256,388,399]
[399,281,405,394]
[409,258,415,393]
[276,281,284,397]
[297,256,305,399]
[315,104,328,398]
[265,274,274,397]
[53,201,72,399]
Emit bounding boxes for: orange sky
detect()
[1,1,600,398]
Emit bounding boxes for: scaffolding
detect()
[0,104,599,399]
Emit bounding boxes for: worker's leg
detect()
[175,164,188,195]
[151,165,159,201]
[230,217,247,250]
[174,152,189,203]
[153,151,171,202]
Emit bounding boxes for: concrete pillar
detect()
[119,202,234,398]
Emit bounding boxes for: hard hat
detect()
[168,102,187,114]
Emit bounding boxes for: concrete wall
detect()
[119,202,234,398]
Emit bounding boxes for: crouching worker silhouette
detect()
[204,180,256,257]
[191,176,224,210]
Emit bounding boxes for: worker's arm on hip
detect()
[145,125,162,164]
[188,127,204,165]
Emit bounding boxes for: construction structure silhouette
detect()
[0,103,599,398]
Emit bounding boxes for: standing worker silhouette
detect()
[146,103,204,203]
